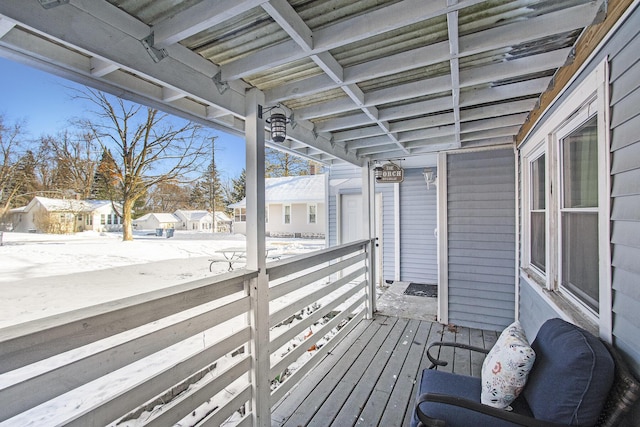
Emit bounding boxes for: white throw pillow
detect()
[481,320,536,409]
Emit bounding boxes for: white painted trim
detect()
[597,57,612,342]
[306,203,318,224]
[394,182,401,281]
[519,59,612,341]
[361,164,375,318]
[282,204,291,225]
[244,88,269,427]
[514,146,520,321]
[437,152,448,325]
[335,194,342,246]
[324,173,330,249]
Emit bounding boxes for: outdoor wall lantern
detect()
[264,106,291,143]
[373,162,384,181]
[423,168,437,189]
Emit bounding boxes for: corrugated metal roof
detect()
[0,0,606,166]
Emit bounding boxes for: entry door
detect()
[340,194,362,244]
[340,193,383,285]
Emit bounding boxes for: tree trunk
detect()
[122,198,134,241]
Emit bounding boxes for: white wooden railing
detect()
[0,239,374,426]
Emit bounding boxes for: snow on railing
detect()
[0,239,373,426]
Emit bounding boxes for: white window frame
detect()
[234,207,246,222]
[307,203,317,224]
[520,59,611,339]
[283,204,291,224]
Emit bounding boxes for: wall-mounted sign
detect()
[375,162,404,183]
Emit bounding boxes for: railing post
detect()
[365,239,376,319]
[361,164,376,319]
[245,88,270,427]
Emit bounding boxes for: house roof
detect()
[134,213,180,223]
[0,0,610,169]
[19,197,115,213]
[215,211,232,222]
[175,210,212,221]
[229,174,324,208]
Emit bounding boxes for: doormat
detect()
[403,283,437,298]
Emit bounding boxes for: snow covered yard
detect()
[0,230,324,327]
[0,230,367,427]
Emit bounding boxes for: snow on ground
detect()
[0,230,341,427]
[0,230,324,327]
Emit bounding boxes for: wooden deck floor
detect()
[271,315,499,427]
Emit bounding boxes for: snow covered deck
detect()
[272,315,499,427]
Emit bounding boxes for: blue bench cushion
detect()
[523,318,614,425]
[411,369,533,427]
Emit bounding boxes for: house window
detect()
[283,205,291,224]
[234,208,246,222]
[530,154,546,273]
[107,214,112,225]
[308,204,317,224]
[560,116,599,313]
[101,214,106,225]
[521,60,610,329]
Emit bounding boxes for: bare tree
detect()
[74,88,209,240]
[265,147,322,177]
[36,131,99,199]
[147,181,191,212]
[0,115,28,217]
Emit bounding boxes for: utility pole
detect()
[210,137,216,233]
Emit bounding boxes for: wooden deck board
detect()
[271,317,382,426]
[359,318,421,427]
[272,315,497,427]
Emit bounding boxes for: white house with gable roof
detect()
[132,213,180,231]
[9,196,123,233]
[229,174,325,238]
[173,210,213,231]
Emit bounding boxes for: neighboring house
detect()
[9,196,123,233]
[214,211,232,233]
[229,174,325,238]
[132,213,180,230]
[173,210,213,231]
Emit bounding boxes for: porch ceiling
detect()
[0,0,604,167]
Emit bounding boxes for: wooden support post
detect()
[361,163,376,318]
[245,88,270,427]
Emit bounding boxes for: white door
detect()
[339,194,362,244]
[339,193,383,286]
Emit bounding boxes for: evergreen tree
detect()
[90,148,119,200]
[189,182,208,210]
[10,151,40,206]
[229,169,246,204]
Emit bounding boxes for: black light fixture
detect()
[265,106,291,143]
[373,162,384,181]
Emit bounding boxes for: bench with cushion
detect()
[412,318,640,427]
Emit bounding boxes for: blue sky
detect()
[0,57,246,180]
